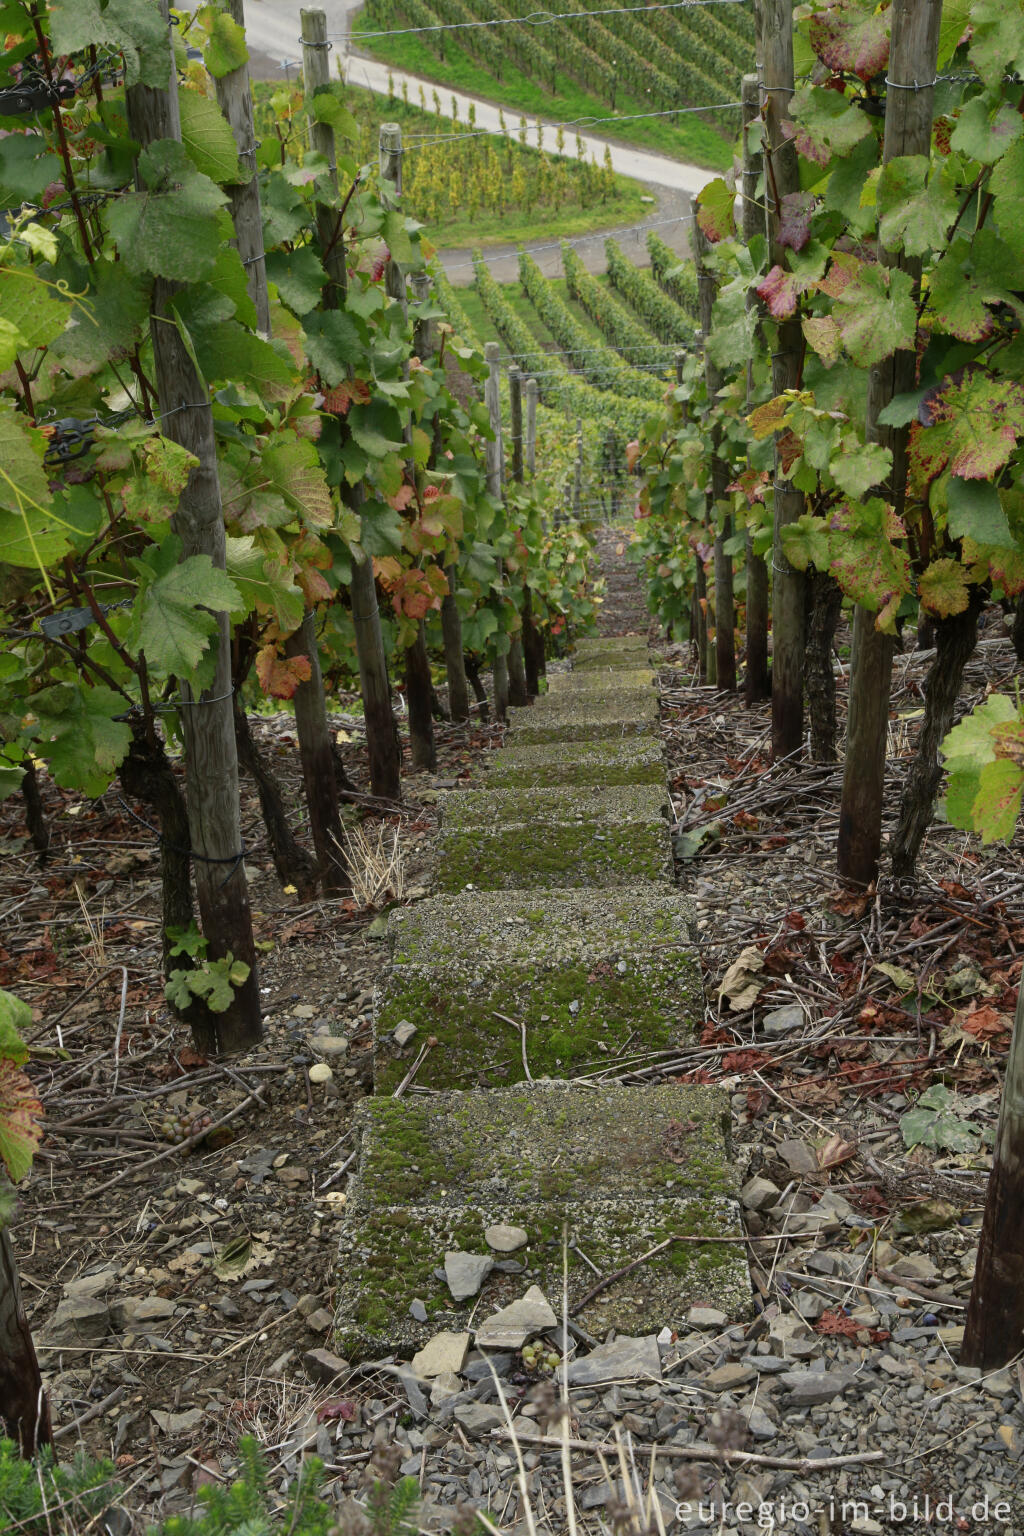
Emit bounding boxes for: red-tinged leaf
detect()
[960,1004,1011,1041]
[0,1057,43,1183]
[918,557,971,618]
[784,910,806,929]
[321,378,371,415]
[814,1309,860,1337]
[727,466,769,505]
[789,81,873,165]
[296,566,332,605]
[779,192,815,251]
[808,0,890,80]
[747,395,790,439]
[626,439,641,471]
[802,314,842,365]
[255,645,313,700]
[914,370,1024,481]
[829,500,911,621]
[830,260,917,368]
[389,484,415,512]
[817,250,860,301]
[317,1399,356,1423]
[696,177,735,242]
[757,264,815,319]
[818,1133,858,1168]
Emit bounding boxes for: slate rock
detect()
[741,1176,780,1212]
[44,1297,111,1346]
[474,1285,557,1350]
[444,1250,494,1302]
[453,1403,504,1438]
[485,1223,529,1253]
[780,1370,855,1406]
[705,1361,756,1393]
[776,1139,819,1177]
[563,1334,663,1387]
[304,1307,334,1333]
[411,1330,471,1379]
[110,1296,176,1330]
[687,1305,728,1328]
[304,1348,351,1385]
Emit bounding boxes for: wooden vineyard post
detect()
[837,0,941,886]
[484,343,510,719]
[963,973,1024,1366]
[509,367,541,696]
[693,201,736,693]
[214,0,270,333]
[525,376,538,477]
[741,70,770,705]
[572,416,583,523]
[126,3,261,1054]
[413,272,470,726]
[302,14,399,800]
[761,0,805,757]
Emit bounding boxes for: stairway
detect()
[335,629,749,1359]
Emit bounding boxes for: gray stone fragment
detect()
[686,1305,728,1328]
[475,1286,557,1350]
[409,1299,428,1323]
[780,1370,856,1406]
[393,1020,417,1048]
[43,1297,110,1346]
[304,1348,351,1385]
[110,1295,176,1330]
[741,1176,780,1212]
[762,1004,806,1036]
[704,1362,756,1393]
[563,1335,663,1387]
[744,1404,779,1440]
[411,1331,471,1378]
[453,1403,505,1438]
[444,1251,494,1302]
[485,1224,528,1253]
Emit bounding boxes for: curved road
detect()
[242,1,712,275]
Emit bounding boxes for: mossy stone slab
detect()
[525,690,658,723]
[507,699,658,747]
[574,635,650,655]
[484,738,666,790]
[547,669,656,692]
[440,783,668,832]
[435,813,672,893]
[334,1085,748,1358]
[375,887,700,1090]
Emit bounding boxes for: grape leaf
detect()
[829,260,917,367]
[829,498,911,623]
[0,1057,42,1183]
[808,0,889,79]
[50,257,151,370]
[876,155,959,256]
[969,0,1024,91]
[989,139,1024,245]
[0,405,70,569]
[107,142,227,282]
[916,370,1024,481]
[179,90,241,184]
[255,645,312,700]
[830,440,891,499]
[779,513,831,572]
[0,133,60,206]
[0,266,68,352]
[261,435,334,528]
[226,536,306,633]
[49,0,171,87]
[196,5,249,76]
[265,247,327,315]
[696,178,735,242]
[27,684,132,796]
[950,97,1023,167]
[946,478,1015,547]
[942,693,1018,772]
[802,314,842,364]
[971,758,1024,843]
[789,84,873,167]
[132,544,243,682]
[303,311,362,385]
[311,92,360,144]
[778,192,815,252]
[0,990,31,1066]
[757,264,815,320]
[918,556,971,617]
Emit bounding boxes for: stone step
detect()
[334,1084,748,1358]
[574,635,649,654]
[547,668,656,693]
[506,696,658,746]
[574,650,654,672]
[483,737,666,789]
[435,806,672,894]
[374,886,699,1092]
[440,782,668,832]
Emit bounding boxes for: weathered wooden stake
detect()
[693,200,736,693]
[509,366,540,697]
[485,342,510,718]
[126,0,261,1053]
[741,70,770,705]
[0,1226,51,1456]
[525,376,538,476]
[300,9,346,299]
[761,0,805,757]
[837,0,941,885]
[214,0,270,334]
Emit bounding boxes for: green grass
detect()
[428,177,648,248]
[349,20,733,169]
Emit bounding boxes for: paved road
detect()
[242,0,711,275]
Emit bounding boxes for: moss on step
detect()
[484,738,665,790]
[574,635,650,654]
[439,782,668,832]
[525,690,659,723]
[508,713,658,747]
[376,889,699,1091]
[435,814,672,892]
[548,669,656,692]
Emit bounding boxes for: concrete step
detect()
[482,736,666,790]
[374,886,699,1092]
[440,782,668,832]
[506,695,658,746]
[334,1084,748,1359]
[547,668,656,693]
[434,804,672,894]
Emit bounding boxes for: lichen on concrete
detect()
[508,713,659,747]
[439,782,668,833]
[435,814,672,892]
[548,669,656,693]
[376,888,700,1090]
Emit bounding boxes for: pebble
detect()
[484,1224,529,1253]
[444,1251,494,1302]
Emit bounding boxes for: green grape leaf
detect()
[950,97,1023,166]
[106,142,227,282]
[303,311,362,385]
[696,178,735,242]
[0,990,31,1066]
[311,91,359,143]
[789,82,873,167]
[0,1058,42,1183]
[0,405,70,570]
[261,435,334,528]
[825,257,917,367]
[178,90,241,184]
[876,155,959,256]
[937,0,971,67]
[830,440,891,500]
[969,0,1024,91]
[27,684,132,796]
[917,370,1024,480]
[829,498,911,624]
[262,172,309,245]
[0,133,60,205]
[0,266,68,352]
[989,139,1024,244]
[0,762,25,802]
[132,546,243,681]
[943,693,1019,775]
[971,758,1024,843]
[265,247,327,315]
[779,513,831,572]
[196,5,249,76]
[226,536,306,633]
[946,477,1015,547]
[928,231,1020,343]
[49,0,172,87]
[945,767,982,829]
[0,318,27,374]
[808,0,889,79]
[823,133,879,226]
[50,258,151,370]
[918,556,971,617]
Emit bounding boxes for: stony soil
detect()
[4,530,1023,1534]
